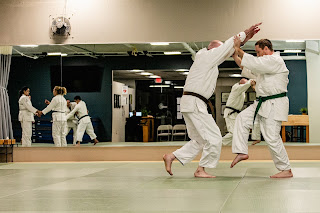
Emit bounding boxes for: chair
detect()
[157,125,172,141]
[172,124,187,141]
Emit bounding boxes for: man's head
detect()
[66,100,71,107]
[208,40,223,50]
[74,96,81,104]
[239,78,248,84]
[255,39,274,56]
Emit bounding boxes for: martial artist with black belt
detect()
[222,78,261,145]
[163,22,262,178]
[231,37,293,178]
[66,96,99,146]
[38,86,68,147]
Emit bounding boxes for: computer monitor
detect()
[129,112,142,117]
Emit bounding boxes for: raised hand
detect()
[45,99,50,105]
[241,22,262,45]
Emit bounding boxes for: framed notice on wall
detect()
[221,92,230,103]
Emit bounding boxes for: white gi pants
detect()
[173,110,222,168]
[52,121,68,147]
[222,116,236,146]
[67,121,78,145]
[232,102,291,171]
[76,121,97,142]
[21,121,32,147]
[223,114,261,146]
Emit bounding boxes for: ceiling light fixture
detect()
[285,40,305,43]
[174,86,184,89]
[47,52,62,56]
[181,72,189,75]
[229,74,242,77]
[175,69,189,72]
[164,51,181,55]
[149,75,161,78]
[19,45,39,48]
[283,50,302,53]
[129,69,144,72]
[139,72,153,75]
[149,85,170,88]
[150,42,170,45]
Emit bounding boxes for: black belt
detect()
[183,91,214,116]
[52,110,65,113]
[78,115,89,121]
[253,92,287,125]
[225,106,241,116]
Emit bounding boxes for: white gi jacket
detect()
[18,95,37,122]
[181,32,246,113]
[66,100,90,123]
[241,52,289,121]
[42,95,68,121]
[223,80,252,119]
[66,102,77,122]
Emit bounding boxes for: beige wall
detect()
[1,0,320,45]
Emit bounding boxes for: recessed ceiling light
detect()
[139,72,153,75]
[130,69,144,72]
[150,42,170,45]
[285,40,305,43]
[164,51,181,55]
[19,45,39,47]
[149,85,170,88]
[229,74,242,77]
[175,69,189,72]
[61,53,68,57]
[149,75,161,78]
[283,50,302,53]
[164,81,171,85]
[47,52,62,56]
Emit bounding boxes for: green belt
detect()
[253,92,287,125]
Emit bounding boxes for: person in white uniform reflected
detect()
[66,100,78,145]
[66,96,99,146]
[38,86,68,147]
[163,22,262,178]
[222,78,261,146]
[231,38,293,178]
[18,87,39,147]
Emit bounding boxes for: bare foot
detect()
[252,140,261,145]
[270,170,293,178]
[163,153,175,176]
[230,154,249,168]
[93,139,99,145]
[194,167,216,178]
[75,142,80,147]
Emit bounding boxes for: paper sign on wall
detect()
[122,86,128,94]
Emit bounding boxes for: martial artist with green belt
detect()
[231,38,293,178]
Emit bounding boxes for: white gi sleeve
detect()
[22,98,37,114]
[42,97,57,115]
[207,32,247,66]
[241,53,282,74]
[66,104,80,120]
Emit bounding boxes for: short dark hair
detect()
[74,96,81,100]
[19,86,29,97]
[255,39,273,51]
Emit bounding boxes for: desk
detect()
[140,117,155,142]
[281,115,309,143]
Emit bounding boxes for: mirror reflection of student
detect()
[66,100,78,146]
